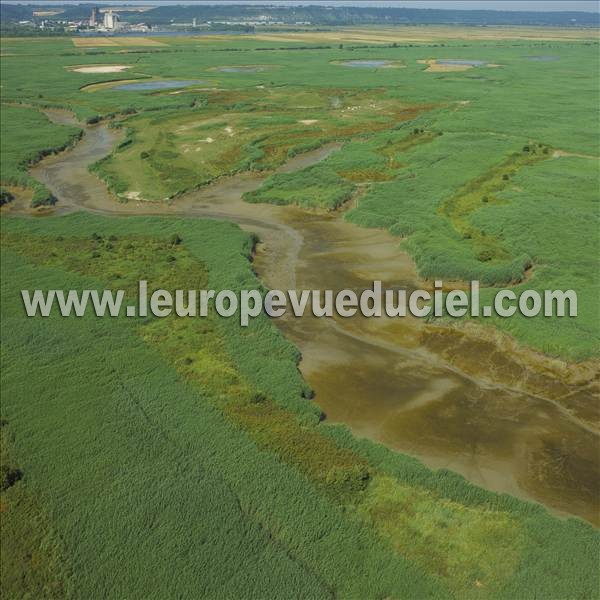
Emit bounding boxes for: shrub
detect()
[325,465,371,499]
[477,249,494,262]
[0,189,15,206]
[1,464,23,491]
[30,191,57,208]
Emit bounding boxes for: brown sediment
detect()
[553,150,600,160]
[250,26,600,44]
[72,37,167,48]
[418,59,503,73]
[23,113,600,526]
[67,65,133,74]
[0,185,33,213]
[419,59,474,72]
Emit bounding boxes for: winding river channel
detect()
[18,111,599,525]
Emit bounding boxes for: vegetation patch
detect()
[0,188,15,206]
[91,87,430,201]
[244,164,355,209]
[1,420,73,599]
[437,142,552,275]
[0,105,81,207]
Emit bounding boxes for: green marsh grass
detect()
[1,33,599,597]
[2,214,599,598]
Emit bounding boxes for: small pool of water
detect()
[341,60,393,68]
[217,66,267,73]
[525,56,559,62]
[436,59,486,66]
[114,80,205,91]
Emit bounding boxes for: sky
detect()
[2,1,599,12]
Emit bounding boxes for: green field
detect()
[1,29,599,599]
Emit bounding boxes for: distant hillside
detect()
[1,3,599,27]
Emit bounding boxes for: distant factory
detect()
[102,10,120,31]
[89,6,98,27]
[84,7,150,33]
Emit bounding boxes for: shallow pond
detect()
[436,59,486,66]
[340,60,394,68]
[525,55,560,62]
[114,80,205,91]
[216,66,268,73]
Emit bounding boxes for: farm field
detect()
[1,25,599,599]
